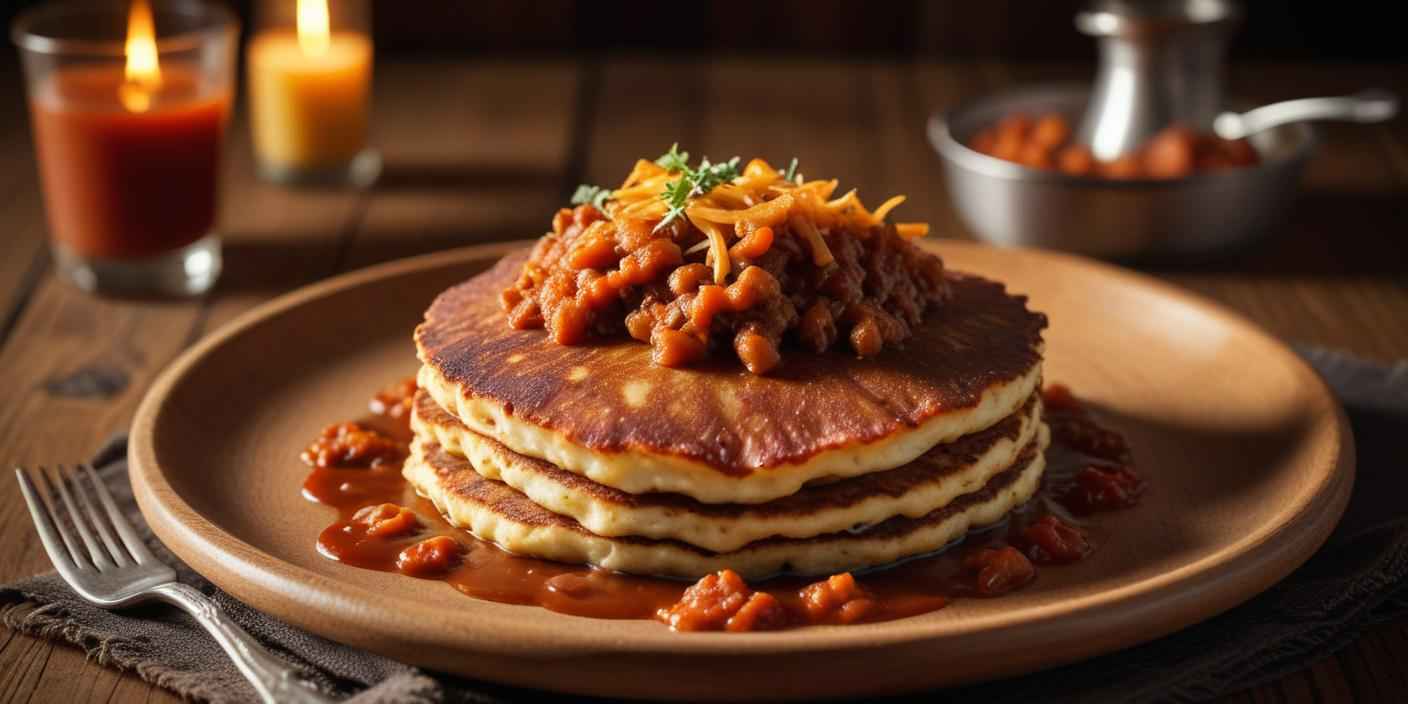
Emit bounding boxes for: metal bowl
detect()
[929,84,1315,258]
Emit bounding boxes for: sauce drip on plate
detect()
[302,380,1141,630]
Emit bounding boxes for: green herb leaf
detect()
[570,184,612,209]
[655,143,691,173]
[784,157,799,181]
[658,178,693,229]
[653,151,743,232]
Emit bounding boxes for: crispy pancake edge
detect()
[412,388,1044,552]
[402,426,1048,579]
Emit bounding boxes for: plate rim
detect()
[127,240,1355,684]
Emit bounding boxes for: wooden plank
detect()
[580,59,706,188]
[698,59,875,180]
[868,62,950,237]
[0,632,176,704]
[0,631,49,704]
[0,640,170,704]
[345,60,579,269]
[908,60,1009,241]
[903,60,1011,240]
[0,61,57,349]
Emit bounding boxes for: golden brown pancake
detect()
[416,251,1047,503]
[403,430,1047,579]
[412,388,1044,552]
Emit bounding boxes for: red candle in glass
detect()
[14,0,238,296]
[30,66,229,259]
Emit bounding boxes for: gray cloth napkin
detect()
[3,347,1406,704]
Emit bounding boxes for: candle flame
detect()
[297,0,331,56]
[121,0,162,113]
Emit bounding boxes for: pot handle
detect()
[1213,90,1398,140]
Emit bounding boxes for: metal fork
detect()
[15,465,336,703]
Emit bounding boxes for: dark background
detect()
[2,0,1406,61]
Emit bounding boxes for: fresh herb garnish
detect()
[654,146,743,232]
[570,184,612,209]
[655,143,691,173]
[784,157,799,181]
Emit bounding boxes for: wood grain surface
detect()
[1,58,1406,703]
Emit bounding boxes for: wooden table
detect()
[1,58,1405,703]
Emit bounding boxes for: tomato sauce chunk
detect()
[798,572,875,625]
[656,569,788,632]
[963,546,1036,597]
[1018,515,1092,564]
[1040,382,1082,412]
[1048,413,1131,463]
[1060,465,1146,515]
[301,422,405,469]
[369,377,417,423]
[351,503,421,538]
[397,535,464,577]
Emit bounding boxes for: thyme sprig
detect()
[569,184,612,209]
[653,144,742,232]
[654,143,692,172]
[573,147,790,233]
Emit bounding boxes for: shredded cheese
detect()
[871,195,906,224]
[791,215,835,267]
[700,218,733,284]
[601,157,927,280]
[896,223,929,239]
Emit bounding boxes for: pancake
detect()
[412,388,1045,552]
[402,427,1049,579]
[415,250,1047,503]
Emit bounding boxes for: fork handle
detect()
[152,583,338,703]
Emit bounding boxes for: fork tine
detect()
[71,465,130,567]
[48,465,114,570]
[31,466,90,569]
[15,467,82,573]
[81,463,155,564]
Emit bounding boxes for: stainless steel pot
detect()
[929,85,1315,258]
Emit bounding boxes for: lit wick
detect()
[120,0,162,113]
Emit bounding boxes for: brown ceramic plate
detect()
[129,240,1353,701]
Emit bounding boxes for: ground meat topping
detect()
[656,569,788,632]
[300,422,405,469]
[503,153,947,374]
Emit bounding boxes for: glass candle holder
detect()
[13,0,237,297]
[247,0,378,187]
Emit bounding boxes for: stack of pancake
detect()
[406,252,1049,579]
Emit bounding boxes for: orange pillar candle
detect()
[14,0,238,296]
[247,0,377,185]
